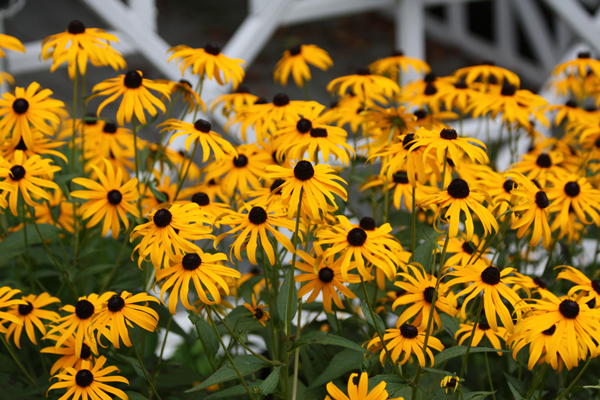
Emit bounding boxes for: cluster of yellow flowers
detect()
[1,18,600,400]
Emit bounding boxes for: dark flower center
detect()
[310,128,328,138]
[289,45,301,56]
[248,206,268,225]
[447,178,470,199]
[535,153,552,168]
[191,192,210,206]
[595,138,600,149]
[107,295,125,312]
[12,98,29,114]
[424,83,437,95]
[15,137,27,151]
[542,325,556,335]
[270,179,285,194]
[396,289,407,297]
[564,181,580,197]
[565,100,578,108]
[296,118,312,134]
[501,83,516,96]
[107,190,122,205]
[461,241,474,255]
[403,133,417,149]
[194,119,212,133]
[233,155,249,168]
[591,279,600,294]
[68,20,86,34]
[179,79,192,88]
[103,122,117,134]
[478,321,491,330]
[535,191,549,209]
[393,171,409,184]
[578,51,591,59]
[531,179,542,189]
[124,71,143,89]
[503,179,517,193]
[9,165,25,181]
[75,300,95,320]
[318,267,335,283]
[559,300,579,319]
[454,80,468,89]
[80,343,92,359]
[588,298,596,309]
[423,287,435,303]
[204,43,221,55]
[356,67,370,75]
[480,266,500,285]
[393,50,404,56]
[236,85,250,94]
[254,308,264,319]
[440,128,458,140]
[153,209,172,227]
[18,301,33,316]
[400,324,419,339]
[447,158,456,168]
[414,110,427,120]
[273,93,290,107]
[533,277,547,289]
[424,73,437,83]
[347,228,367,247]
[75,369,94,387]
[359,217,376,231]
[182,253,202,270]
[293,160,314,181]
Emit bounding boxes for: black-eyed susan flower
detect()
[552,51,600,78]
[393,264,457,331]
[508,173,552,247]
[510,323,576,371]
[454,61,520,87]
[418,178,498,240]
[326,372,401,400]
[160,118,236,162]
[440,234,490,269]
[410,127,489,168]
[360,171,435,211]
[274,44,333,87]
[556,265,600,306]
[361,105,418,146]
[327,68,400,105]
[369,50,430,80]
[168,43,246,89]
[0,129,67,163]
[92,291,159,348]
[294,247,360,313]
[156,250,240,314]
[216,202,298,265]
[156,79,205,113]
[402,73,455,113]
[440,376,461,394]
[41,20,126,79]
[0,33,25,58]
[71,159,140,239]
[34,189,75,233]
[546,172,600,233]
[455,321,508,356]
[0,150,61,216]
[4,292,60,349]
[0,287,26,329]
[210,86,258,117]
[0,82,66,149]
[368,323,444,367]
[205,143,274,198]
[80,120,137,164]
[316,215,401,282]
[264,160,347,221]
[440,79,482,113]
[91,70,171,126]
[140,171,179,216]
[46,292,115,358]
[47,356,129,400]
[41,333,97,375]
[510,151,564,185]
[243,294,270,327]
[447,265,521,332]
[130,203,214,269]
[279,123,354,165]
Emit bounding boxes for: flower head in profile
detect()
[556,265,600,307]
[455,321,508,356]
[4,292,60,349]
[91,70,171,126]
[243,294,270,326]
[326,372,402,400]
[274,44,333,87]
[327,67,400,105]
[42,20,126,79]
[47,356,129,400]
[0,150,61,216]
[157,79,205,113]
[508,173,552,247]
[41,333,97,375]
[210,86,258,117]
[454,61,520,87]
[168,43,246,89]
[0,33,25,58]
[0,287,26,329]
[0,81,66,149]
[34,189,75,233]
[440,376,461,394]
[410,127,489,168]
[552,51,600,79]
[369,49,430,81]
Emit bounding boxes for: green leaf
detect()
[204,380,264,399]
[368,374,407,396]
[186,355,268,392]
[463,391,496,400]
[189,314,220,360]
[259,367,281,396]
[434,346,508,367]
[503,373,525,400]
[277,270,298,326]
[309,349,365,388]
[124,392,150,400]
[289,331,367,353]
[149,184,168,203]
[77,263,115,279]
[0,224,60,267]
[360,302,385,333]
[411,234,436,272]
[440,313,461,336]
[121,355,147,382]
[155,307,191,342]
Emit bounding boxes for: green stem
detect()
[345,297,369,339]
[484,351,496,400]
[525,363,548,400]
[260,245,279,361]
[291,300,302,400]
[303,79,310,101]
[556,357,592,400]
[454,300,484,400]
[0,334,45,397]
[150,314,172,400]
[99,223,135,293]
[193,321,217,373]
[174,139,199,200]
[80,73,87,167]
[129,327,162,400]
[209,309,255,400]
[21,199,34,293]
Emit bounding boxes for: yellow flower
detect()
[369,50,430,80]
[210,86,258,117]
[41,333,97,375]
[454,61,520,87]
[0,33,25,57]
[455,321,508,356]
[243,294,270,326]
[3,292,60,349]
[160,118,237,161]
[274,44,333,87]
[326,372,403,400]
[327,68,400,105]
[508,173,552,247]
